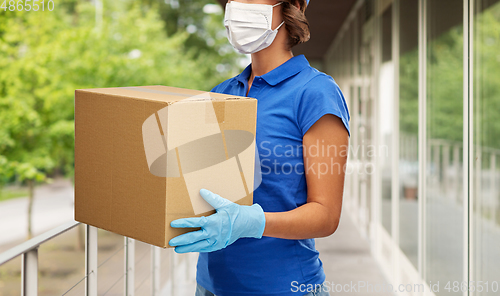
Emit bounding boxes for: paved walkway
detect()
[0,179,392,296]
[0,178,75,248]
[316,213,393,296]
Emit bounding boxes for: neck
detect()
[249,30,293,80]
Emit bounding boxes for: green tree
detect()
[474,4,500,150]
[0,0,240,238]
[400,3,500,150]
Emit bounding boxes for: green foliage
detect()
[474,3,500,150]
[399,27,464,143]
[399,48,419,137]
[0,0,240,188]
[400,3,500,150]
[426,25,464,143]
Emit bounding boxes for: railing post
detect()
[490,153,497,224]
[453,145,460,204]
[85,225,98,296]
[21,248,38,296]
[151,245,160,296]
[433,143,441,197]
[443,144,450,199]
[475,149,482,213]
[124,237,135,296]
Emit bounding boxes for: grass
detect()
[0,187,29,202]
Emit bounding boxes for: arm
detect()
[263,113,349,239]
[168,114,349,253]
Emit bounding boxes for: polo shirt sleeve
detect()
[210,78,233,94]
[296,74,351,138]
[210,84,220,93]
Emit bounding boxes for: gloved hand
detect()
[168,188,266,253]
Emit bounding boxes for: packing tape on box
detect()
[141,92,261,214]
[123,86,221,99]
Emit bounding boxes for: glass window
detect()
[380,5,393,234]
[473,1,500,295]
[398,0,419,269]
[426,1,464,292]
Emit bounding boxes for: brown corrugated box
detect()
[74,85,257,248]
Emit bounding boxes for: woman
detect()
[168,0,351,295]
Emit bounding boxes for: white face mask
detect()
[224,1,285,55]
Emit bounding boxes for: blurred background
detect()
[1,0,500,295]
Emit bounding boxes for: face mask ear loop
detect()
[275,21,285,31]
[272,2,284,31]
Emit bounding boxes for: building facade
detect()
[314,1,500,295]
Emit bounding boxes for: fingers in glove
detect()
[174,239,214,254]
[170,216,208,228]
[169,229,209,247]
[200,188,233,210]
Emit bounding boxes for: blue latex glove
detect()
[168,188,266,253]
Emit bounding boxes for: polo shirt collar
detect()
[234,54,310,86]
[235,64,252,85]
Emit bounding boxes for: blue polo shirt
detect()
[197,54,350,296]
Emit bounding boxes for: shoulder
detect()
[298,68,342,97]
[210,77,237,94]
[294,67,351,136]
[294,68,346,113]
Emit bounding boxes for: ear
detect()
[293,0,301,10]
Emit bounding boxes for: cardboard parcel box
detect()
[74,85,259,248]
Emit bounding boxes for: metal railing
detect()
[399,134,500,224]
[0,221,81,296]
[0,221,197,296]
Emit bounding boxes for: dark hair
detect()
[281,0,310,49]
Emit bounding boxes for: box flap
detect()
[76,85,253,104]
